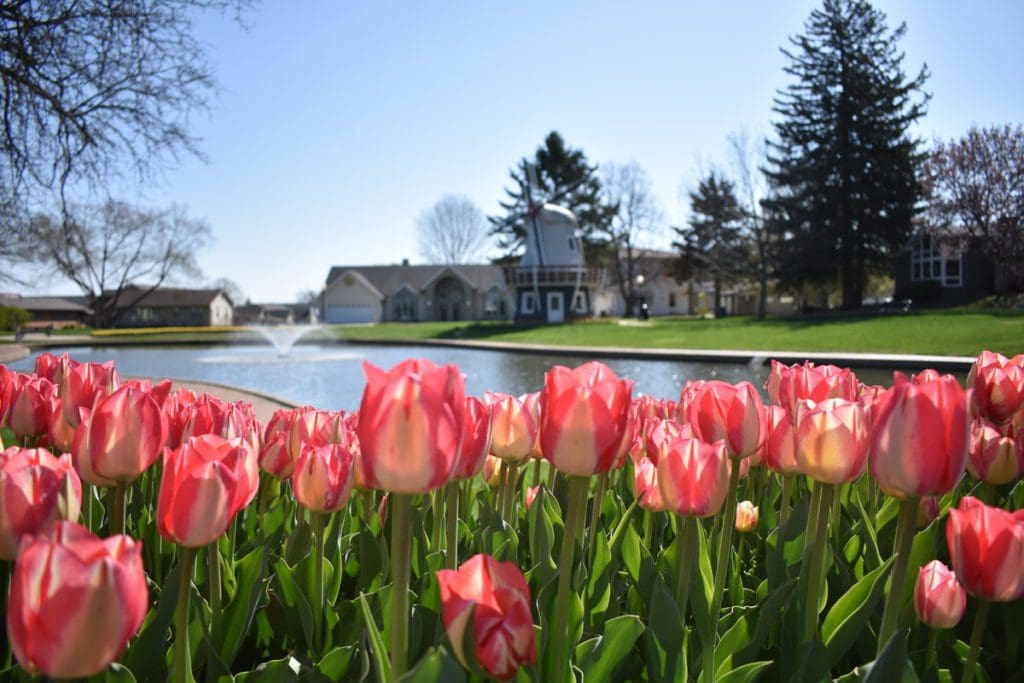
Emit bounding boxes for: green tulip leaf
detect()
[396,648,467,683]
[643,577,685,683]
[716,660,774,683]
[216,544,270,670]
[317,645,356,680]
[357,592,391,683]
[124,562,181,681]
[575,614,645,683]
[820,558,893,673]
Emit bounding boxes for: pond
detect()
[7,343,911,411]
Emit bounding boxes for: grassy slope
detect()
[330,310,1024,357]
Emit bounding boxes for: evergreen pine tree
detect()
[764,0,929,309]
[489,132,617,264]
[673,172,750,315]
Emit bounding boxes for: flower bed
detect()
[0,350,1021,681]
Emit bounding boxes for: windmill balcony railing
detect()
[502,265,605,288]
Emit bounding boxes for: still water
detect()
[8,343,907,411]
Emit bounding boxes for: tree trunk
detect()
[713,278,722,317]
[757,246,768,319]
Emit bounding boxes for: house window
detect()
[573,292,586,313]
[522,292,536,313]
[911,233,963,288]
[669,292,677,308]
[393,290,417,321]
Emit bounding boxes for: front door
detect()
[546,291,564,323]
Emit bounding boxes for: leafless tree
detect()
[417,195,491,264]
[728,128,771,318]
[0,0,248,279]
[601,162,663,317]
[924,124,1024,293]
[27,200,211,327]
[209,277,246,306]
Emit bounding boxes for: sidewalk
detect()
[0,344,29,363]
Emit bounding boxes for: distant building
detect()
[235,302,317,325]
[321,261,512,324]
[893,231,995,306]
[0,294,92,329]
[106,285,234,327]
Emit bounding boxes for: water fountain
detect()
[250,323,325,357]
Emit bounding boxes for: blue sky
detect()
[27,1,1024,303]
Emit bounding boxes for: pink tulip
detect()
[642,418,694,465]
[485,392,538,464]
[946,496,1024,602]
[33,352,73,385]
[967,418,1024,485]
[61,361,119,428]
[539,362,633,477]
[774,361,860,417]
[158,434,258,547]
[685,380,766,459]
[437,554,536,680]
[763,405,800,474]
[453,396,492,480]
[293,443,356,513]
[870,371,969,497]
[968,350,1024,424]
[482,454,503,487]
[632,456,666,511]
[794,398,869,484]
[914,560,966,629]
[0,447,82,559]
[7,521,147,679]
[4,373,55,439]
[918,496,940,528]
[657,437,730,517]
[357,359,466,493]
[86,385,168,483]
[259,430,293,480]
[524,484,540,511]
[46,395,75,453]
[735,500,759,533]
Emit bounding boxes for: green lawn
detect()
[330,309,1024,357]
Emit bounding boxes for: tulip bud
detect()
[485,392,538,464]
[87,385,168,483]
[0,447,82,559]
[539,362,633,477]
[632,457,666,511]
[794,398,869,484]
[946,496,1024,602]
[293,443,356,513]
[735,500,759,533]
[481,454,503,487]
[917,496,939,528]
[7,521,147,679]
[657,437,730,517]
[968,350,1024,424]
[685,380,766,459]
[357,359,466,493]
[913,560,966,629]
[870,372,970,497]
[967,418,1024,485]
[157,434,258,547]
[524,484,540,511]
[436,554,536,680]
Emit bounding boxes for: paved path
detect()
[0,344,29,363]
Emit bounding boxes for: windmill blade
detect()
[546,177,587,207]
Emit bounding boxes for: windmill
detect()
[499,161,597,323]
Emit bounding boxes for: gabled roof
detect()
[0,295,92,313]
[104,285,229,309]
[325,264,507,296]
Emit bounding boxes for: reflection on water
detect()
[7,343,914,412]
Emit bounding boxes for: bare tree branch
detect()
[416,195,491,265]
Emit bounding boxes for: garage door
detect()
[325,305,376,324]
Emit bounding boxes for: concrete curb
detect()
[0,344,30,363]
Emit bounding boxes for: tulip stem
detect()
[586,471,609,560]
[675,515,697,620]
[502,462,518,524]
[925,627,937,671]
[389,493,413,679]
[801,483,833,642]
[174,547,197,683]
[430,488,444,552]
[446,483,459,570]
[961,600,988,683]
[532,457,542,486]
[877,496,919,655]
[703,457,742,683]
[546,462,557,489]
[550,475,589,683]
[779,475,793,526]
[312,511,325,654]
[803,482,823,561]
[208,540,222,639]
[110,481,127,536]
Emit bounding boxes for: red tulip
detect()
[642,418,694,465]
[0,447,82,559]
[763,405,800,474]
[33,352,73,385]
[918,496,940,528]
[157,434,258,547]
[946,496,1024,602]
[179,394,262,456]
[357,359,466,493]
[774,362,860,417]
[539,362,633,477]
[685,380,766,459]
[913,560,966,629]
[259,430,293,480]
[968,350,1024,424]
[4,373,55,439]
[485,392,538,464]
[293,443,356,513]
[869,372,969,497]
[735,500,759,533]
[968,418,1024,485]
[657,437,730,517]
[794,398,869,484]
[61,361,118,428]
[7,521,147,679]
[436,554,536,680]
[632,456,666,511]
[453,396,492,480]
[86,385,168,483]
